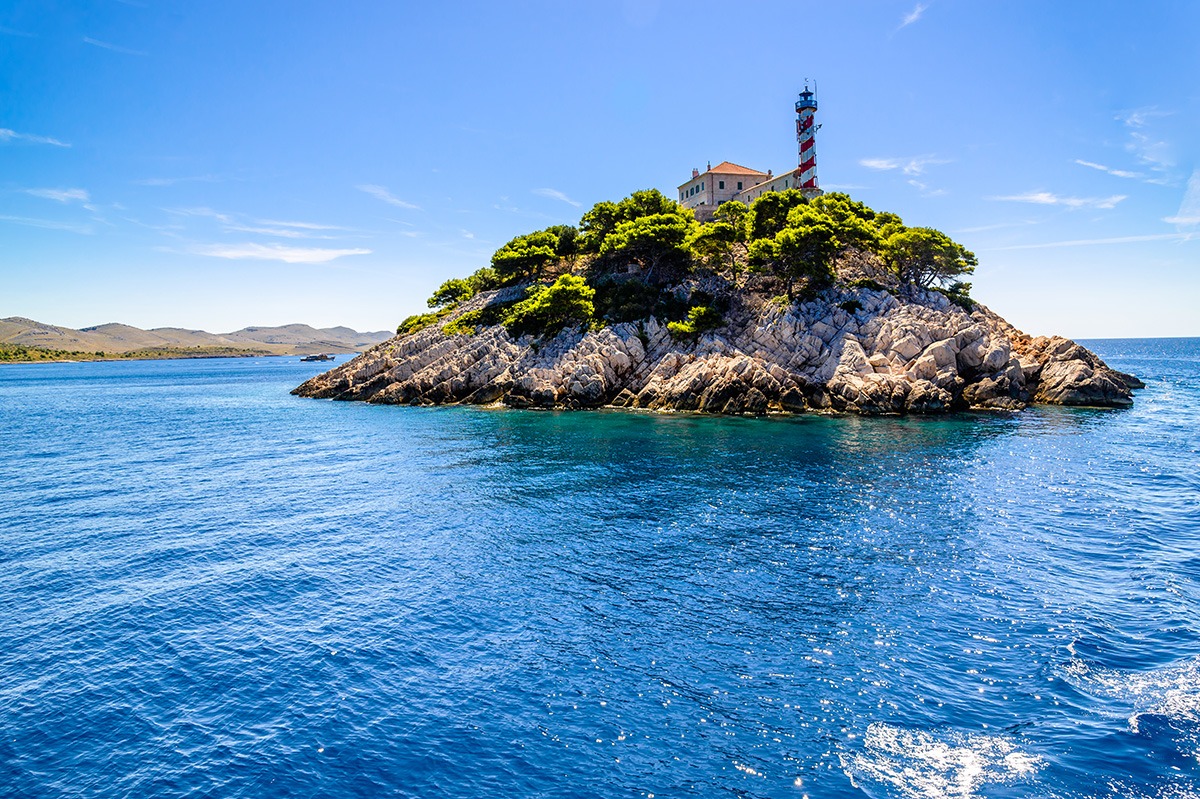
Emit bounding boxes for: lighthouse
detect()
[795,84,819,191]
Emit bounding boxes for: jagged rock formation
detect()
[292,282,1141,415]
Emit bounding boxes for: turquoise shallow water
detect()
[1,339,1198,798]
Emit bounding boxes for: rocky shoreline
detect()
[292,281,1142,415]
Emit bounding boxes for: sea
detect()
[1,338,1197,799]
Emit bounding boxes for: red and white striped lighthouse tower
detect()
[795,83,820,191]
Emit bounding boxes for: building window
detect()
[737,181,743,190]
[785,179,789,187]
[719,180,725,189]
[700,182,704,190]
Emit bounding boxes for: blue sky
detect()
[2,0,1197,337]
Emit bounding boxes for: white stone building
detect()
[678,161,820,221]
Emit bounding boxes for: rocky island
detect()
[294,190,1142,415]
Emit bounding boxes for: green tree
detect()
[884,227,977,290]
[873,211,906,241]
[749,207,841,300]
[491,230,559,282]
[617,188,679,220]
[579,190,684,254]
[578,201,622,254]
[427,277,473,309]
[745,189,809,242]
[547,225,580,262]
[599,212,695,280]
[713,201,749,241]
[465,266,501,294]
[686,221,739,271]
[808,193,883,253]
[811,192,876,224]
[503,274,596,338]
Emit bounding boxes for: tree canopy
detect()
[884,227,977,290]
[749,206,841,299]
[579,189,688,254]
[745,189,809,242]
[503,274,596,338]
[491,230,560,282]
[685,221,739,271]
[416,185,979,337]
[599,212,695,278]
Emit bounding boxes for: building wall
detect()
[679,166,822,221]
[679,170,768,212]
[732,169,813,204]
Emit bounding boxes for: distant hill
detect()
[0,317,390,356]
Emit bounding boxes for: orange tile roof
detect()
[708,161,769,176]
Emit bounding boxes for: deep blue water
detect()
[1,340,1198,799]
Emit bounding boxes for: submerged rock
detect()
[293,284,1139,415]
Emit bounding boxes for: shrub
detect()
[397,312,440,336]
[667,305,723,340]
[839,299,863,314]
[442,299,518,336]
[591,277,665,323]
[936,281,975,311]
[503,274,595,339]
[466,267,501,294]
[491,230,559,282]
[427,277,473,309]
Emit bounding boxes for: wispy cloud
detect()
[954,220,1037,233]
[164,208,349,239]
[0,25,35,37]
[222,224,329,239]
[132,175,223,187]
[821,183,869,191]
[0,215,94,234]
[26,188,90,203]
[83,36,147,56]
[1117,107,1175,183]
[860,154,949,176]
[358,184,421,210]
[1119,108,1173,129]
[532,187,582,207]
[0,128,69,147]
[989,191,1125,210]
[986,233,1192,251]
[907,179,946,197]
[1164,168,1200,227]
[1073,159,1141,180]
[186,243,371,264]
[165,206,234,223]
[255,219,348,231]
[899,3,928,28]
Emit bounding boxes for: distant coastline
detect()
[0,344,276,364]
[0,317,389,363]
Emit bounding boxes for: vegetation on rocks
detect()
[502,275,595,339]
[306,186,1137,416]
[405,187,980,343]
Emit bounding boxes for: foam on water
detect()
[840,722,1041,799]
[1064,656,1200,760]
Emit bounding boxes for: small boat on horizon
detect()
[300,353,336,362]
